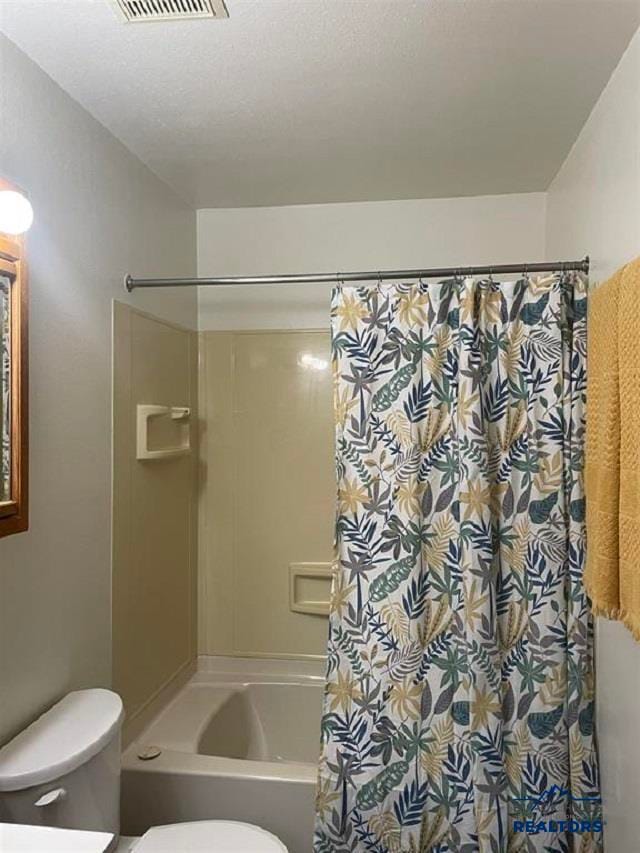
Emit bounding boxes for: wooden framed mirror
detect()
[0,181,29,538]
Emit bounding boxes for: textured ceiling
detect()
[1,0,639,207]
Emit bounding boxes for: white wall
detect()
[0,35,197,744]
[546,26,640,853]
[197,193,546,330]
[546,29,640,283]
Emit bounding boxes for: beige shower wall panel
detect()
[199,330,334,658]
[198,332,235,654]
[113,302,198,724]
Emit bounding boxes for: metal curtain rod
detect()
[124,256,589,291]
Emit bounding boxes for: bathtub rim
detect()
[195,654,326,679]
[121,744,317,784]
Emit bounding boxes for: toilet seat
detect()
[131,820,288,852]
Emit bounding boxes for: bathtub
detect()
[121,657,325,853]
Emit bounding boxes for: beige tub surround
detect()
[112,303,198,737]
[198,330,334,659]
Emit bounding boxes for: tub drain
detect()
[137,745,162,761]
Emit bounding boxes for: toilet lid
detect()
[134,821,288,852]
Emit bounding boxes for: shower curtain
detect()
[314,274,602,852]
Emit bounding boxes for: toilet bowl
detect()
[0,689,288,852]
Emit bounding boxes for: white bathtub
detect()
[121,657,325,853]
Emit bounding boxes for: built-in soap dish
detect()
[136,404,191,460]
[289,562,334,616]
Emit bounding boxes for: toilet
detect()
[0,689,287,852]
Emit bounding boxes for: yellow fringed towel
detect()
[585,257,640,640]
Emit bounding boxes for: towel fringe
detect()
[588,601,640,642]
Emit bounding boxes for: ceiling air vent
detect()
[111,0,228,23]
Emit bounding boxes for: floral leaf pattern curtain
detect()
[314,274,601,853]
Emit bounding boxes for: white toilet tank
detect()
[0,689,124,835]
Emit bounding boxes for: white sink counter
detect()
[0,823,114,852]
